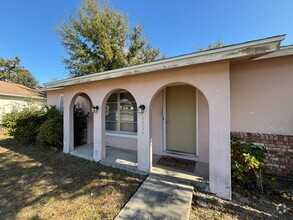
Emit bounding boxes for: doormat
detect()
[156,156,196,173]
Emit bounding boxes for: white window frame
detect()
[58,94,64,113]
[106,90,137,134]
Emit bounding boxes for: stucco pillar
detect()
[87,112,93,144]
[63,95,73,153]
[208,74,231,200]
[137,105,152,172]
[93,109,105,161]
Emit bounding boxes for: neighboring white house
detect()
[0,81,46,124]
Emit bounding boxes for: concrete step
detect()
[99,160,147,176]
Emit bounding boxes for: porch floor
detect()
[69,143,94,161]
[70,144,209,189]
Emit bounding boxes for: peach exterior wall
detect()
[47,89,63,107]
[101,88,209,163]
[151,91,163,154]
[48,61,231,199]
[66,61,230,199]
[105,135,137,151]
[104,91,160,151]
[47,88,209,161]
[230,56,293,136]
[47,90,91,112]
[47,89,135,148]
[198,91,209,162]
[47,90,94,144]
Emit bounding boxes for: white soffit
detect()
[44,35,285,89]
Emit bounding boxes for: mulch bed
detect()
[156,156,196,173]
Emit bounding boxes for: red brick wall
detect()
[231,132,293,179]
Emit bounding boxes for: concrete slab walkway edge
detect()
[115,175,194,220]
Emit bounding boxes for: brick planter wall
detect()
[231,132,293,184]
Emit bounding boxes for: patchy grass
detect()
[190,186,292,220]
[1,129,292,220]
[0,131,144,219]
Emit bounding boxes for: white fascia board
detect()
[37,87,64,92]
[253,44,293,60]
[44,35,285,89]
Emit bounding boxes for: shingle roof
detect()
[0,81,43,98]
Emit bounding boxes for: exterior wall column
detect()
[208,72,231,200]
[137,104,152,172]
[63,94,74,153]
[93,106,105,161]
[87,112,94,144]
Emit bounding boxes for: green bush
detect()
[2,107,47,144]
[231,136,267,191]
[37,106,63,148]
[3,104,89,148]
[74,104,89,146]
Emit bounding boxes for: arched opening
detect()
[69,93,94,160]
[150,82,209,180]
[101,89,138,169]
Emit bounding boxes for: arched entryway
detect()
[68,92,94,160]
[100,89,139,169]
[150,82,209,179]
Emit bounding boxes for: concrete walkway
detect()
[115,175,194,220]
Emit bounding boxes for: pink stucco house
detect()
[43,35,292,200]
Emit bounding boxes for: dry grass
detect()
[190,185,292,220]
[0,130,144,220]
[1,129,292,219]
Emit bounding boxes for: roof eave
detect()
[253,44,293,60]
[37,87,64,92]
[44,35,285,90]
[0,92,46,99]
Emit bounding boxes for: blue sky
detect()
[1,0,292,85]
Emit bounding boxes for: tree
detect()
[57,0,164,78]
[207,39,224,49]
[0,57,38,87]
[197,39,225,51]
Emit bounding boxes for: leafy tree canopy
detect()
[207,39,224,49]
[0,57,38,87]
[57,0,165,78]
[197,39,225,51]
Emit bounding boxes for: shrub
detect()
[231,136,267,191]
[37,106,63,148]
[74,104,89,146]
[2,106,47,144]
[2,109,20,134]
[3,104,89,148]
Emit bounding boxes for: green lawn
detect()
[0,131,144,219]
